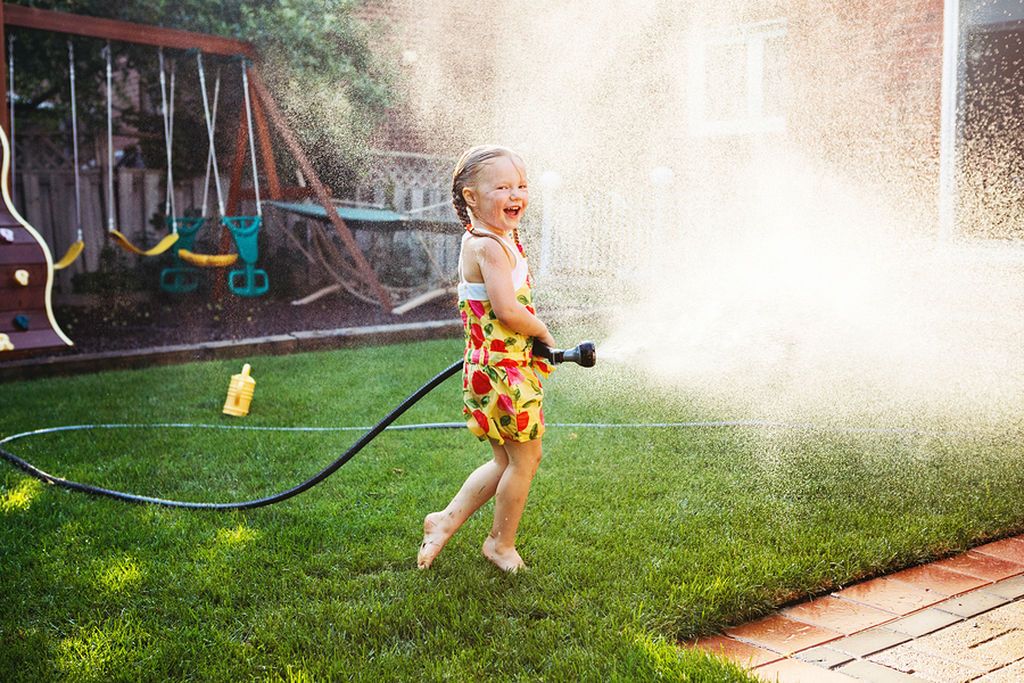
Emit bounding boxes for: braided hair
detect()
[451,145,527,254]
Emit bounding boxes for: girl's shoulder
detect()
[464,231,516,267]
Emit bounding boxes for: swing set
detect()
[0,3,396,331]
[156,50,267,297]
[10,29,275,297]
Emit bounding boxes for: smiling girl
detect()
[417,145,556,573]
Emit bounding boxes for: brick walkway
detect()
[690,536,1024,682]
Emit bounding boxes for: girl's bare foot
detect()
[417,512,453,569]
[482,534,526,573]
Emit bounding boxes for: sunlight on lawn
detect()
[57,615,150,679]
[215,523,261,547]
[95,556,143,595]
[1,478,42,512]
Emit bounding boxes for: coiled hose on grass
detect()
[0,359,463,510]
[0,354,955,511]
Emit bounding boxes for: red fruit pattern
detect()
[468,299,486,318]
[471,370,492,395]
[497,394,515,414]
[470,324,484,349]
[458,281,553,444]
[504,365,525,386]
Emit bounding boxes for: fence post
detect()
[648,166,675,271]
[142,170,161,243]
[538,170,561,278]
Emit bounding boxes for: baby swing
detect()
[161,52,267,297]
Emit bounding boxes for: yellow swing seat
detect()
[108,229,179,257]
[53,240,85,270]
[177,248,238,267]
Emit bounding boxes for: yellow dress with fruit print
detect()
[459,236,553,444]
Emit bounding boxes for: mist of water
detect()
[368,1,1024,426]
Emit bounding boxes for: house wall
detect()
[662,0,947,239]
[363,1,948,241]
[788,0,945,230]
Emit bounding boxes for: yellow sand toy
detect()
[223,364,256,417]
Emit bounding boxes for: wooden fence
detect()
[12,141,653,298]
[352,150,461,283]
[11,146,465,298]
[13,167,213,293]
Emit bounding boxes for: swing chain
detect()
[158,48,176,225]
[67,41,83,240]
[103,42,115,234]
[196,52,226,218]
[7,35,14,181]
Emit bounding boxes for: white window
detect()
[687,20,787,136]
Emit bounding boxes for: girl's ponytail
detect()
[451,185,472,228]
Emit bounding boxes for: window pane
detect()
[704,41,747,121]
[763,33,786,118]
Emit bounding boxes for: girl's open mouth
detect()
[504,206,522,218]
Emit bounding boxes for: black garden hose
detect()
[0,359,462,510]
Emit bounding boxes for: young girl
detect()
[417,145,556,573]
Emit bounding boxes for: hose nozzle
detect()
[532,340,597,367]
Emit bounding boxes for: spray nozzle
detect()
[532,339,597,367]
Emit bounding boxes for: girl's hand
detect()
[537,330,556,348]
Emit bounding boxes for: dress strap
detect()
[467,229,517,267]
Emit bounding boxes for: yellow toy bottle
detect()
[223,363,256,416]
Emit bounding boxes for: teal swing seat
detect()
[159,217,206,293]
[165,54,268,298]
[223,215,268,297]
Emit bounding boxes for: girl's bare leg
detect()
[418,440,509,569]
[482,438,542,572]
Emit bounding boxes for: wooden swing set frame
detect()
[0,2,394,311]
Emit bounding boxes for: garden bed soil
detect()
[53,290,458,355]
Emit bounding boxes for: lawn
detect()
[2,338,1023,681]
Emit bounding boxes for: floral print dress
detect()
[458,231,553,443]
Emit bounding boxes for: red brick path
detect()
[690,537,1024,681]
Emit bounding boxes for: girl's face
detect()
[464,156,529,233]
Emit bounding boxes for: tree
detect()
[7,0,394,192]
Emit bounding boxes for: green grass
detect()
[1,338,1023,681]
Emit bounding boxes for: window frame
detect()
[687,19,788,137]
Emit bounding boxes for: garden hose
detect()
[0,359,462,510]
[0,342,602,510]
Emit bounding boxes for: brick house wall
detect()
[358,1,951,235]
[677,0,947,234]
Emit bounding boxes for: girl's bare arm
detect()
[474,240,555,346]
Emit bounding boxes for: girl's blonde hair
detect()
[451,145,526,229]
